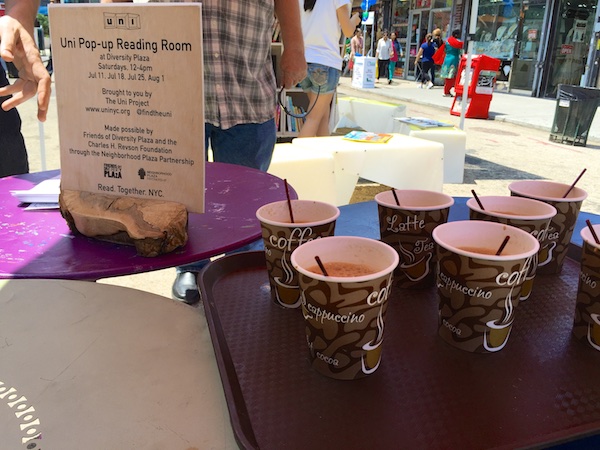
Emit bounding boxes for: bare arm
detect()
[415,46,423,63]
[350,36,357,57]
[274,0,306,88]
[336,4,360,38]
[0,0,51,121]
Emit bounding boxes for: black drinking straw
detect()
[314,256,329,276]
[391,188,400,206]
[284,179,295,223]
[563,168,586,198]
[495,236,510,256]
[586,220,600,245]
[471,189,485,210]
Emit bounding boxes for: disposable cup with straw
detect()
[291,236,399,380]
[433,220,539,353]
[573,220,600,350]
[256,181,340,308]
[509,171,588,275]
[375,189,453,289]
[466,193,557,300]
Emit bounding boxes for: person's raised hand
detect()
[0,14,51,121]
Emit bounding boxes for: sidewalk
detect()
[337,76,600,143]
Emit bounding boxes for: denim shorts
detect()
[299,63,340,94]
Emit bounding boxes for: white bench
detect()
[336,97,407,134]
[268,134,444,206]
[396,119,467,184]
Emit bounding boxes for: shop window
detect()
[432,0,451,8]
[473,0,521,60]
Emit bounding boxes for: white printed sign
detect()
[49,4,205,213]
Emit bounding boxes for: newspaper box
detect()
[351,56,376,89]
[451,55,500,119]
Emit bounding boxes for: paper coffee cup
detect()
[467,195,556,300]
[509,180,587,274]
[375,190,453,289]
[572,224,600,350]
[433,221,539,353]
[256,200,339,308]
[291,236,399,380]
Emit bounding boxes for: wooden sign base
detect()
[59,190,188,258]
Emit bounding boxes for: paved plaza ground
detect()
[14,75,600,299]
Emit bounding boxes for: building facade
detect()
[367,0,600,98]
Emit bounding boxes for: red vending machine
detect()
[450,54,501,119]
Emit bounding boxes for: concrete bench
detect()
[336,97,407,134]
[397,118,467,183]
[268,134,444,206]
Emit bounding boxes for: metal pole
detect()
[459,41,473,130]
[459,0,480,130]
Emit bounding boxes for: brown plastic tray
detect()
[199,250,600,450]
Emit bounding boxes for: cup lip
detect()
[256,199,340,227]
[508,180,588,202]
[432,220,540,260]
[581,224,600,249]
[374,189,455,210]
[466,196,557,220]
[291,235,399,283]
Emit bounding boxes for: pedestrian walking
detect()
[375,30,392,82]
[388,31,402,84]
[415,33,435,88]
[434,29,463,97]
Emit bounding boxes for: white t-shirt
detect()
[299,0,351,70]
[376,38,392,60]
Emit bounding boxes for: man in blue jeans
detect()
[171,1,307,303]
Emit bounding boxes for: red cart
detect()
[451,54,501,119]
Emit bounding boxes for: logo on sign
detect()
[104,13,140,30]
[104,163,123,179]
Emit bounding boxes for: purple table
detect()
[0,163,294,280]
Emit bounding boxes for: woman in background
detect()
[415,33,435,89]
[437,29,463,97]
[388,31,402,85]
[375,30,392,83]
[298,0,360,137]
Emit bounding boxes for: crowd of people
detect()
[343,25,463,96]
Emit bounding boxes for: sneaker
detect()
[443,93,453,97]
[388,79,392,85]
[418,83,423,89]
[427,81,434,89]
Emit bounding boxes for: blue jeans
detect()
[299,63,340,94]
[206,119,276,171]
[177,119,275,273]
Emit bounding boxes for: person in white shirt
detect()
[297,0,360,137]
[375,30,392,82]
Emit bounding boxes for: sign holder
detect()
[49,3,204,255]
